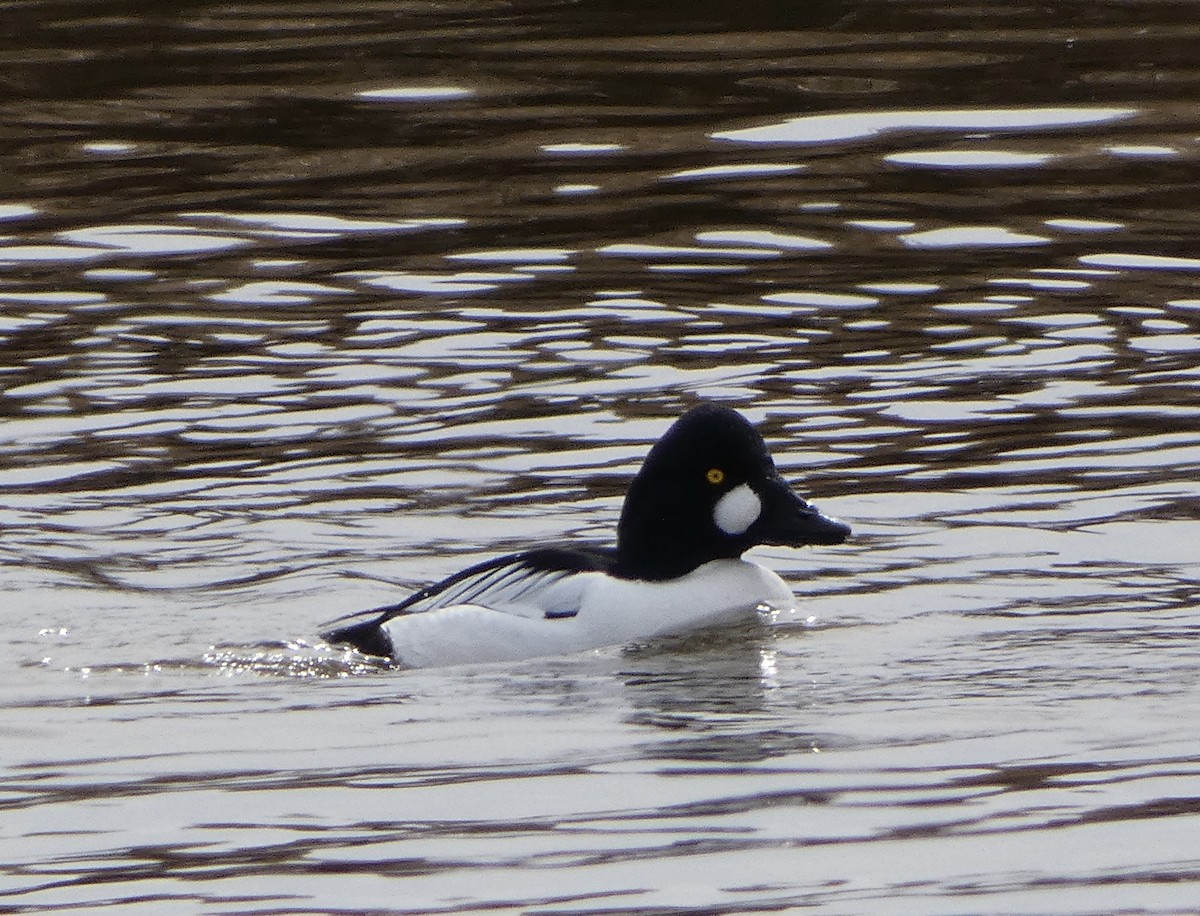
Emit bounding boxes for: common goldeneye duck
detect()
[322,403,850,668]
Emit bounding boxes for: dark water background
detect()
[1,1,1198,912]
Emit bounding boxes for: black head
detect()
[615,403,850,581]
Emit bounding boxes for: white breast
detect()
[575,558,794,643]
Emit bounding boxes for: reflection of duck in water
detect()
[323,403,850,668]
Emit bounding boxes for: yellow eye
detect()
[706,468,725,485]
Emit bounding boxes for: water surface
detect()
[2,1,1199,912]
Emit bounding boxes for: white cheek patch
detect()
[713,483,762,535]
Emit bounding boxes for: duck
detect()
[321,403,850,668]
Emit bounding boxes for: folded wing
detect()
[321,546,616,657]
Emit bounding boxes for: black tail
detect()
[322,617,394,659]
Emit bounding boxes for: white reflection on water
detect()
[186,212,465,234]
[81,141,138,154]
[207,281,351,305]
[666,162,805,181]
[847,219,917,231]
[356,86,475,102]
[0,291,106,305]
[553,182,602,195]
[763,291,879,308]
[598,242,781,260]
[695,228,832,250]
[900,226,1052,248]
[0,243,111,262]
[1081,253,1200,271]
[1044,218,1125,232]
[60,224,253,255]
[0,203,38,220]
[447,248,575,263]
[713,106,1139,144]
[352,269,536,294]
[886,150,1056,168]
[541,142,626,155]
[1106,144,1179,158]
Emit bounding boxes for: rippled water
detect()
[2,1,1199,912]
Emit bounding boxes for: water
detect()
[2,0,1199,912]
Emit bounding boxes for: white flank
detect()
[379,558,797,668]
